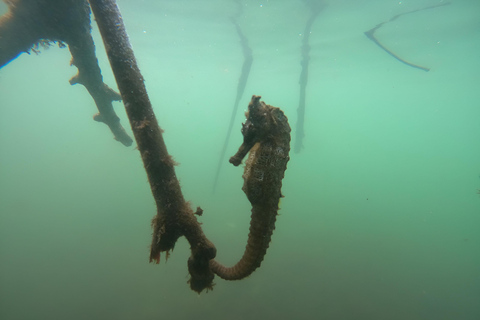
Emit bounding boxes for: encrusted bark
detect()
[210,95,291,280]
[0,0,132,146]
[88,0,217,293]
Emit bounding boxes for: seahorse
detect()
[210,95,291,280]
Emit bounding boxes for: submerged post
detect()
[88,0,216,292]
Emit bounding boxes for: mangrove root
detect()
[295,0,326,154]
[364,2,451,72]
[0,0,132,146]
[212,0,253,192]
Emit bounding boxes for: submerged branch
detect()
[88,0,216,292]
[0,0,132,146]
[212,0,253,192]
[364,2,451,72]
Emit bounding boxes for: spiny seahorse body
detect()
[210,95,291,280]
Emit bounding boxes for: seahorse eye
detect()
[273,109,286,122]
[241,121,254,135]
[241,123,246,134]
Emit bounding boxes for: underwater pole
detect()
[295,0,326,153]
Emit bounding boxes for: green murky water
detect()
[1,0,479,319]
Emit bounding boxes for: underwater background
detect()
[1,0,479,319]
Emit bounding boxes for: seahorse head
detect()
[230,95,290,166]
